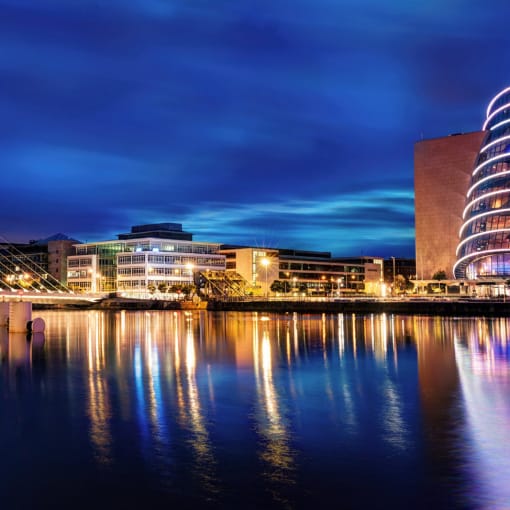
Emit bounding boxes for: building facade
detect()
[0,234,78,291]
[454,86,510,279]
[67,224,225,294]
[218,246,384,296]
[414,131,485,279]
[383,257,416,285]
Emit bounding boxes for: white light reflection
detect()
[381,381,408,451]
[338,313,345,359]
[454,320,510,509]
[253,318,295,505]
[87,312,112,465]
[145,316,168,452]
[352,314,357,359]
[183,315,217,497]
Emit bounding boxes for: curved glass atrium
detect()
[454,86,510,279]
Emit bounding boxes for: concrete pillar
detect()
[9,302,32,333]
[0,302,9,327]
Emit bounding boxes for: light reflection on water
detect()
[454,318,510,510]
[0,311,509,509]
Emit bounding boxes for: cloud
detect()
[179,187,415,257]
[2,0,510,259]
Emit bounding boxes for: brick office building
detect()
[414,131,485,280]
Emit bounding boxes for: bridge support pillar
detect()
[0,302,9,328]
[9,302,32,333]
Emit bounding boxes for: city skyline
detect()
[2,1,510,257]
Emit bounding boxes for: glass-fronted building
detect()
[67,224,225,294]
[454,86,510,279]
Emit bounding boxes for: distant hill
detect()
[32,233,82,245]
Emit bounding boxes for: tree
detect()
[394,274,407,293]
[158,282,168,293]
[270,280,284,293]
[432,270,447,281]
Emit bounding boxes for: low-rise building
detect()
[0,234,78,291]
[218,246,384,296]
[66,223,225,294]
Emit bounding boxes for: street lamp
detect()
[391,256,396,295]
[88,268,101,293]
[260,257,270,298]
[185,262,194,285]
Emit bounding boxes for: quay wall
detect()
[206,299,510,317]
[67,297,510,317]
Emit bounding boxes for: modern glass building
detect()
[454,86,510,279]
[67,224,225,294]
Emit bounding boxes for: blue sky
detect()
[2,0,510,257]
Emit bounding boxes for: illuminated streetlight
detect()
[260,257,270,298]
[185,262,194,285]
[391,256,396,295]
[88,268,101,293]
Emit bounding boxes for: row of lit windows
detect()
[118,267,192,277]
[68,282,92,290]
[459,231,510,258]
[484,125,510,147]
[118,267,146,276]
[488,93,510,117]
[279,262,363,272]
[487,109,510,130]
[75,244,123,256]
[278,271,364,281]
[124,242,218,254]
[117,254,224,266]
[466,194,510,218]
[146,254,223,265]
[463,213,510,237]
[117,280,147,289]
[470,176,510,202]
[467,253,510,278]
[67,270,91,279]
[67,258,93,268]
[479,140,510,161]
[474,159,510,183]
[76,241,220,257]
[117,278,190,289]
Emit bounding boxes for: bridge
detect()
[0,289,103,305]
[0,235,106,306]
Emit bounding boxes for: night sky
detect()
[2,0,510,258]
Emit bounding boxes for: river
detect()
[0,310,508,509]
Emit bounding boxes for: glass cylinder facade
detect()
[454,87,510,279]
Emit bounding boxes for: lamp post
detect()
[88,268,100,293]
[391,256,396,295]
[260,257,270,298]
[185,262,194,285]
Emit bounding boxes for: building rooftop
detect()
[118,223,193,241]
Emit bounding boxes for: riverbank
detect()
[46,296,510,317]
[207,298,510,316]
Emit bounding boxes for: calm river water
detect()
[0,310,509,509]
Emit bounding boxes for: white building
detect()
[67,223,225,295]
